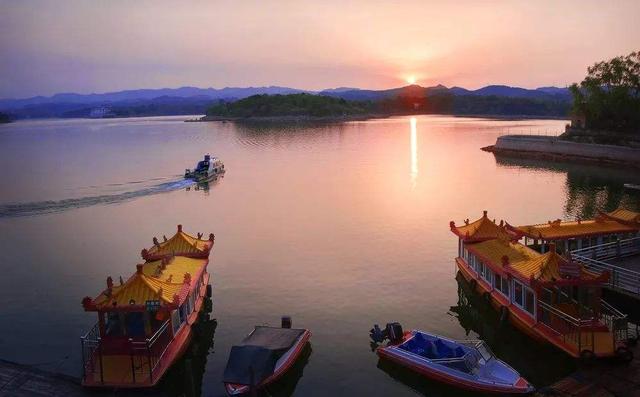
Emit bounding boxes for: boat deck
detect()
[611,254,640,273]
[85,355,152,386]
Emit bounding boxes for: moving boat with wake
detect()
[370,322,534,394]
[223,317,311,395]
[185,154,225,182]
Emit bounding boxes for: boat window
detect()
[494,274,509,297]
[105,312,124,336]
[525,289,535,315]
[125,312,145,337]
[475,342,494,361]
[513,280,524,306]
[179,303,187,323]
[171,309,181,334]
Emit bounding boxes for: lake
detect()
[0,115,638,396]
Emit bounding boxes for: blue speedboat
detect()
[372,324,534,394]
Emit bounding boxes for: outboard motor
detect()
[370,322,404,344]
[386,322,404,344]
[370,324,386,343]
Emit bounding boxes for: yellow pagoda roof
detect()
[466,238,539,267]
[450,211,515,242]
[143,225,213,260]
[89,256,207,311]
[508,250,601,284]
[515,216,635,240]
[603,208,640,226]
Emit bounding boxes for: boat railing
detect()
[571,237,640,297]
[538,301,594,352]
[79,319,173,385]
[129,319,173,384]
[538,299,627,354]
[80,322,102,383]
[600,299,628,345]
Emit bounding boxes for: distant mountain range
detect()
[0,84,571,119]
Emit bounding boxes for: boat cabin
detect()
[452,211,629,359]
[509,213,638,255]
[80,227,213,388]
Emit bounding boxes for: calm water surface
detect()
[0,115,639,396]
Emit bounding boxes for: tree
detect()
[569,51,640,133]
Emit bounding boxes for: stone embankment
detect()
[483,135,640,168]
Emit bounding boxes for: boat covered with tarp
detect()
[223,325,311,395]
[371,324,533,394]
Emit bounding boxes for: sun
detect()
[406,75,417,84]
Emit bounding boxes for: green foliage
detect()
[570,51,640,132]
[206,93,371,118]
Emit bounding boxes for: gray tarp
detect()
[223,326,305,386]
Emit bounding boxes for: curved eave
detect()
[505,266,610,287]
[599,210,640,229]
[142,244,213,262]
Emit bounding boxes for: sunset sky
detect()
[1,0,639,98]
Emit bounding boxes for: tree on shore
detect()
[569,51,640,133]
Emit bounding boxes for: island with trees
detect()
[200,93,377,121]
[483,51,640,168]
[0,112,11,123]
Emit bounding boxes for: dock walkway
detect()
[536,342,640,397]
[0,359,89,397]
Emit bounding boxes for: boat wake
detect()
[0,178,195,218]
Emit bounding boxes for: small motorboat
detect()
[185,154,225,181]
[223,318,311,395]
[371,323,534,395]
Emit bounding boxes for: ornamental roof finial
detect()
[136,264,143,274]
[177,224,183,232]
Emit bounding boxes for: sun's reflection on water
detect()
[410,117,418,189]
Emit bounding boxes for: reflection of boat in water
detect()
[80,225,215,388]
[159,318,217,397]
[185,154,225,182]
[223,320,312,396]
[371,324,533,394]
[185,177,223,194]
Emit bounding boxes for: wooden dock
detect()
[536,342,640,397]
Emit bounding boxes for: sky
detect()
[1,0,639,99]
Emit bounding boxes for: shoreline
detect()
[187,112,568,123]
[186,114,387,123]
[483,135,640,169]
